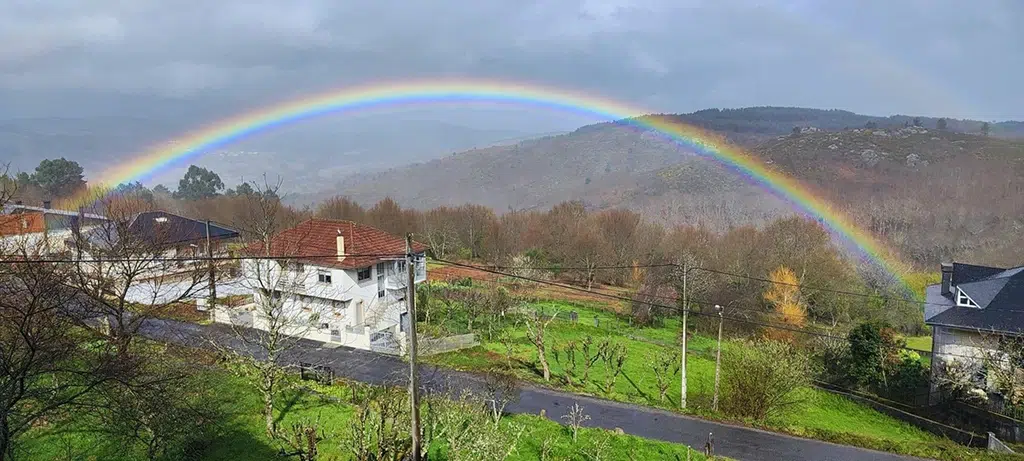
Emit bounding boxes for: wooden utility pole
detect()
[406,234,422,460]
[680,261,688,410]
[206,220,216,320]
[712,304,723,412]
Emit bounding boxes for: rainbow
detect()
[64,78,913,293]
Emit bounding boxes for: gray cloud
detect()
[1,0,1021,120]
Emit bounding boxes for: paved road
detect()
[140,318,927,461]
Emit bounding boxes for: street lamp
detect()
[712,304,724,412]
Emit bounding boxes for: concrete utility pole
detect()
[206,220,216,320]
[406,234,421,460]
[680,261,688,410]
[712,304,723,412]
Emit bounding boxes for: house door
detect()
[354,301,364,325]
[399,312,409,333]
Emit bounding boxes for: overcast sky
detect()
[2,0,1021,126]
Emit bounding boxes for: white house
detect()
[925,261,1024,404]
[216,218,427,352]
[69,210,240,304]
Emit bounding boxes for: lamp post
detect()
[712,304,723,412]
[680,262,689,409]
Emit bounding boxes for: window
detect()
[317,269,332,284]
[396,260,406,274]
[357,267,372,282]
[956,288,980,308]
[377,262,386,298]
[400,312,409,333]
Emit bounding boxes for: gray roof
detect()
[926,262,1024,335]
[72,210,238,251]
[3,204,108,221]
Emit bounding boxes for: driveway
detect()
[139,318,928,461]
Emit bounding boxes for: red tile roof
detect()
[0,212,46,236]
[249,218,428,270]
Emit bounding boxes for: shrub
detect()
[811,334,850,384]
[883,354,930,404]
[721,339,813,421]
[846,323,902,388]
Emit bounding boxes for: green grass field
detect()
[425,299,998,460]
[905,335,933,352]
[20,367,715,461]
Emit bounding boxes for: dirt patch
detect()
[159,301,208,323]
[429,264,499,282]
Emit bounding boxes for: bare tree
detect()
[568,224,609,291]
[0,243,133,460]
[599,342,628,393]
[421,207,460,259]
[218,178,325,437]
[341,383,412,461]
[280,417,325,461]
[69,194,208,352]
[650,349,681,402]
[483,371,520,427]
[524,312,558,381]
[93,363,221,461]
[560,402,590,443]
[0,164,15,207]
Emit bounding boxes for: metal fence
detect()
[298,362,334,384]
[420,334,479,356]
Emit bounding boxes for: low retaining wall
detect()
[813,382,987,448]
[420,334,479,356]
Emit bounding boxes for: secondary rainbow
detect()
[64,78,913,292]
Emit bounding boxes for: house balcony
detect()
[278,279,307,294]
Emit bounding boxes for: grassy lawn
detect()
[905,335,933,352]
[425,298,1000,460]
[21,366,717,461]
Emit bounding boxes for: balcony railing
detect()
[278,279,306,293]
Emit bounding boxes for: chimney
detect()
[42,200,51,209]
[336,229,346,262]
[941,262,954,297]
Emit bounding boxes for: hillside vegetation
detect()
[338,116,1024,268]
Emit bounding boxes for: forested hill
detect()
[333,113,1024,268]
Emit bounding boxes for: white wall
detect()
[0,228,80,254]
[929,325,1003,403]
[237,257,418,339]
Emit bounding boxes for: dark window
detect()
[357,267,371,282]
[317,270,332,284]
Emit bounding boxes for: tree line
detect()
[7,160,925,336]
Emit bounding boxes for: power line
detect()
[0,252,409,265]
[437,267,816,326]
[430,259,1017,364]
[473,260,946,307]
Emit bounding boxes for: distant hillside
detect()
[660,107,1024,139]
[336,115,1024,267]
[0,116,541,192]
